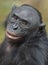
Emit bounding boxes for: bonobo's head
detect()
[5,4,45,41]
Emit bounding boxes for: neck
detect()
[4,36,26,47]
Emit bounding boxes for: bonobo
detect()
[0,4,48,65]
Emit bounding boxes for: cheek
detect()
[20,28,31,35]
[6,25,13,32]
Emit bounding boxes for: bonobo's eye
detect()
[12,14,18,20]
[21,19,28,25]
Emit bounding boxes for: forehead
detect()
[13,6,40,23]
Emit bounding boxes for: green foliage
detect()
[0,25,5,43]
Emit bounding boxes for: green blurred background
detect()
[0,0,48,43]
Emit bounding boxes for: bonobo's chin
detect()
[5,31,22,41]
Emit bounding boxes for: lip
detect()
[6,31,21,40]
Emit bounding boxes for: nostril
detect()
[13,24,18,30]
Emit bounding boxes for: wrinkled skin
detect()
[6,5,41,39]
[0,4,48,65]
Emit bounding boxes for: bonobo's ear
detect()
[38,22,46,33]
[39,23,46,28]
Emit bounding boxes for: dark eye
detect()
[22,21,28,25]
[21,20,28,25]
[12,14,18,20]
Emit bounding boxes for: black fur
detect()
[0,4,48,65]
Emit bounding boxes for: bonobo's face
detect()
[6,5,40,40]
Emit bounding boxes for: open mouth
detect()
[6,31,21,40]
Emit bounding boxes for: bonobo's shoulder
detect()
[15,37,48,65]
[39,36,48,44]
[18,36,48,52]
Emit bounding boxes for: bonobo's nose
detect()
[13,24,18,30]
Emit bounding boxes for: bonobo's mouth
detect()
[6,31,21,40]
